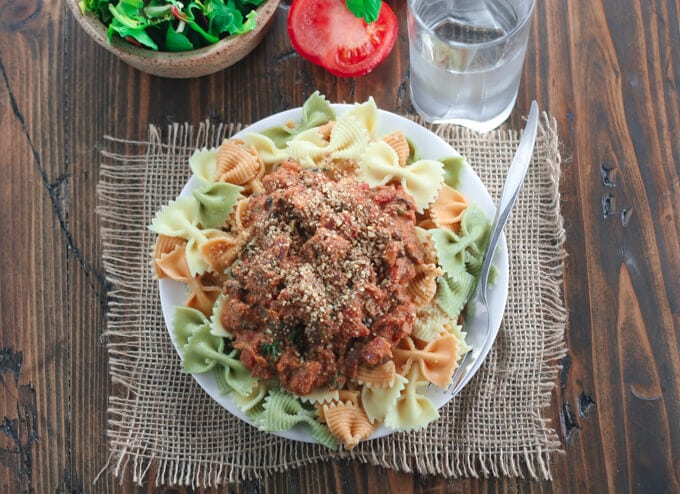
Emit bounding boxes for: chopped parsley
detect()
[286,325,302,345]
[260,342,281,359]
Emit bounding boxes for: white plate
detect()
[159,104,509,443]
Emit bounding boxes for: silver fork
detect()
[446,101,540,398]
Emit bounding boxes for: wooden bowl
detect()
[66,0,280,78]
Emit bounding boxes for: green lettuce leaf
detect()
[81,0,265,52]
[165,24,194,51]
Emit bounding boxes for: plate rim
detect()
[159,103,509,444]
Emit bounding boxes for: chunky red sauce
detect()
[221,161,424,395]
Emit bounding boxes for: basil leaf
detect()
[346,0,381,23]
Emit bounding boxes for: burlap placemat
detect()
[96,114,567,487]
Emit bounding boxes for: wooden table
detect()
[1,0,678,492]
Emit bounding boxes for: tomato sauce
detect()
[221,161,424,395]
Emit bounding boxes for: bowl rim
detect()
[65,0,281,63]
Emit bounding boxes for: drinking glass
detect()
[407,0,535,132]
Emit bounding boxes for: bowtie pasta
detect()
[150,93,492,450]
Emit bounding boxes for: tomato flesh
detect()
[287,0,398,78]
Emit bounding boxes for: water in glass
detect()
[408,0,534,132]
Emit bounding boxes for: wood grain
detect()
[1,0,679,492]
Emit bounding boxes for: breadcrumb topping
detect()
[222,161,425,395]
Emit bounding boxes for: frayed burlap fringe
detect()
[96,114,567,487]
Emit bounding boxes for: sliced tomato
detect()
[287,0,398,78]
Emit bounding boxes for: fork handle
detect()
[478,101,539,297]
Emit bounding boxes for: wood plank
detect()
[548,1,680,493]
[62,6,115,492]
[0,3,71,491]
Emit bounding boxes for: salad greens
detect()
[79,0,266,52]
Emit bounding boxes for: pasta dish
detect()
[150,93,491,449]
